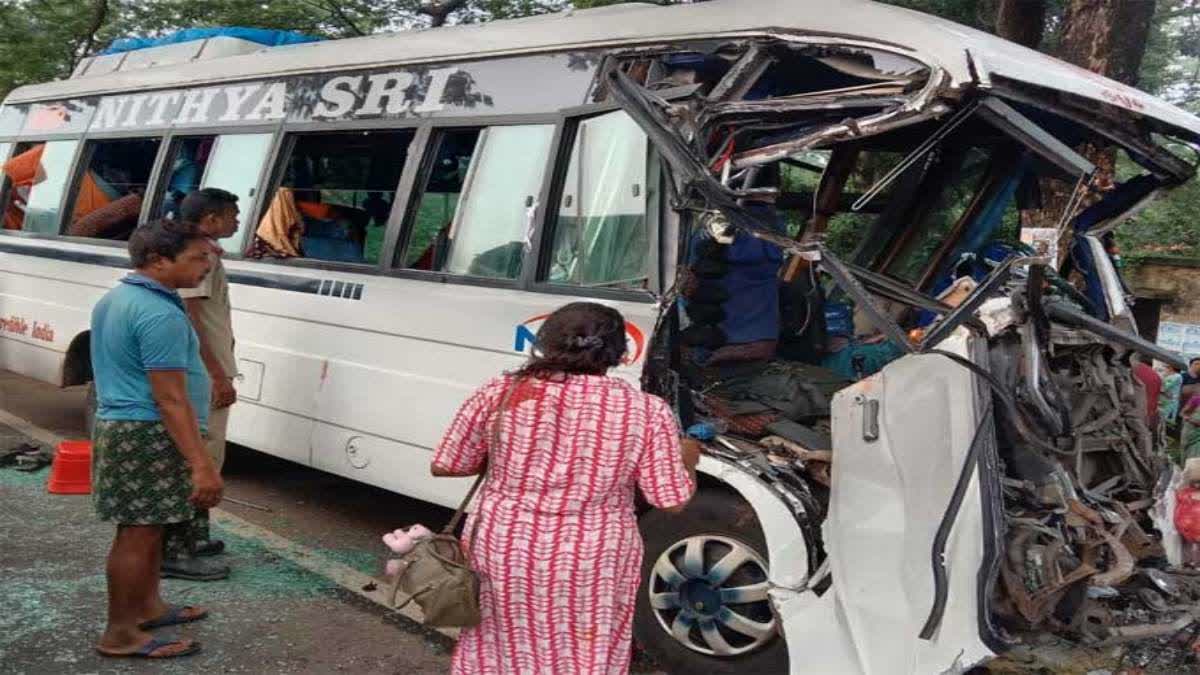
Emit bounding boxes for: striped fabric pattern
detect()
[433,373,694,674]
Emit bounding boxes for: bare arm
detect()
[660,438,701,514]
[431,464,481,477]
[148,370,222,508]
[185,297,236,409]
[1186,401,1200,426]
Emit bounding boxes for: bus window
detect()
[251,130,414,265]
[0,142,12,228]
[65,138,160,241]
[403,129,480,271]
[157,136,215,219]
[201,133,273,255]
[402,125,554,279]
[546,111,650,290]
[1,140,79,234]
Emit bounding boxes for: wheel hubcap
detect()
[648,534,776,656]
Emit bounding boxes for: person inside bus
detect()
[90,219,221,660]
[248,187,367,262]
[295,190,367,263]
[2,143,44,230]
[430,302,698,674]
[160,188,241,582]
[162,139,214,218]
[249,187,303,258]
[67,187,143,240]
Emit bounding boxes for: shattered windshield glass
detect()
[882,146,994,283]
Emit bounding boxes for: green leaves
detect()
[0,0,568,99]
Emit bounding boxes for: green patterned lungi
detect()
[92,419,194,525]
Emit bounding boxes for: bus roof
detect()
[7,0,1200,138]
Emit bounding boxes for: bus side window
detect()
[154,136,216,220]
[1,140,79,235]
[250,130,414,265]
[544,111,651,290]
[0,142,13,229]
[65,138,161,241]
[200,133,274,255]
[400,124,554,280]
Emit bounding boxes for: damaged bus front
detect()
[609,11,1200,675]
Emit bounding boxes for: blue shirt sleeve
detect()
[135,310,192,371]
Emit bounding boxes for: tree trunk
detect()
[995,0,1047,49]
[69,0,109,71]
[1057,0,1156,86]
[420,0,468,27]
[1013,0,1156,253]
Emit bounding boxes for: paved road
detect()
[0,370,457,674]
[0,369,665,674]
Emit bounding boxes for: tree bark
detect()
[1015,0,1156,249]
[419,0,469,27]
[70,0,108,68]
[995,0,1047,49]
[1057,0,1156,86]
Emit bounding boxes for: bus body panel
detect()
[0,239,657,510]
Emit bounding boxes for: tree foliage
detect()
[886,0,1200,259]
[0,0,566,98]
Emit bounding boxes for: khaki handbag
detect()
[388,381,517,628]
[388,475,485,628]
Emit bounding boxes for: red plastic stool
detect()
[47,440,92,494]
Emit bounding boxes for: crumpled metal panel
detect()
[789,329,994,674]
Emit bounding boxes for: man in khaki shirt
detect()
[160,188,240,581]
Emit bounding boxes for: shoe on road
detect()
[161,556,230,581]
[192,539,226,557]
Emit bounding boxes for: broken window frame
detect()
[604,52,1123,362]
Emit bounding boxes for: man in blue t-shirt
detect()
[91,219,222,660]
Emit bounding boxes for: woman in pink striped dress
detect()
[432,302,698,674]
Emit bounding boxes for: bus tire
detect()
[634,489,788,675]
[84,381,97,439]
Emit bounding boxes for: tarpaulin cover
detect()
[101,27,321,55]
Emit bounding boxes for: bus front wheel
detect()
[634,489,788,674]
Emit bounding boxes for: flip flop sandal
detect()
[13,448,52,472]
[138,604,209,630]
[97,638,201,659]
[0,442,38,467]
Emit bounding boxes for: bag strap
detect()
[442,377,521,535]
[443,473,485,535]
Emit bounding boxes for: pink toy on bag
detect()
[382,524,434,553]
[382,525,436,573]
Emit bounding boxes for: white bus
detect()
[3,1,1199,672]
